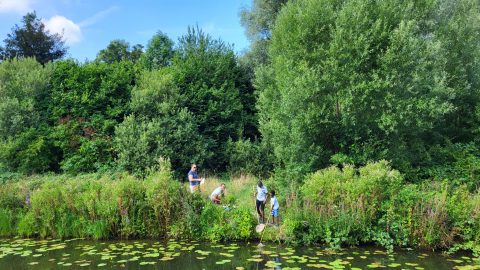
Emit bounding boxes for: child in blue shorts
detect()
[270,190,279,226]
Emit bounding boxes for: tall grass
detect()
[0,160,479,253]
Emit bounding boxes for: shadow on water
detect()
[0,238,478,269]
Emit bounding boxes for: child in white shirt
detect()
[270,190,279,226]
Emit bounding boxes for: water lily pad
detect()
[216,259,231,264]
[220,252,234,257]
[366,262,385,268]
[139,261,156,265]
[143,252,159,258]
[97,263,107,266]
[28,262,39,265]
[306,263,331,269]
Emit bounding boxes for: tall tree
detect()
[172,27,247,171]
[0,58,58,174]
[0,12,68,65]
[257,0,480,181]
[240,0,288,68]
[140,31,175,70]
[96,39,143,64]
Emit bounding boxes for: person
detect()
[188,164,204,193]
[270,190,280,226]
[255,180,268,224]
[210,183,226,204]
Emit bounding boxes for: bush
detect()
[225,139,274,176]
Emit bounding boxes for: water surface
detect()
[0,238,478,269]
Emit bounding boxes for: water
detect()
[0,238,478,269]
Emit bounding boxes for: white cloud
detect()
[0,0,32,14]
[43,15,82,45]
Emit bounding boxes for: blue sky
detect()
[0,0,252,61]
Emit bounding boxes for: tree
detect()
[96,39,143,64]
[0,58,58,174]
[257,0,479,181]
[1,12,67,65]
[172,27,249,171]
[115,70,208,177]
[140,31,174,70]
[0,58,51,139]
[49,60,137,173]
[240,0,288,68]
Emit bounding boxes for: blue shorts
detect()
[271,208,279,217]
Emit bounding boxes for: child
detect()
[270,190,279,226]
[255,181,268,224]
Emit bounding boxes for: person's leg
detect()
[260,201,265,224]
[276,209,279,226]
[256,200,262,223]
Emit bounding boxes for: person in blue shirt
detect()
[188,164,204,193]
[254,180,268,224]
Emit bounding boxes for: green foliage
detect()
[425,142,480,190]
[0,127,58,174]
[225,138,273,176]
[0,162,258,242]
[0,58,51,138]
[257,0,480,181]
[1,12,67,64]
[0,209,14,236]
[279,161,480,252]
[96,39,143,64]
[140,31,174,70]
[115,70,207,176]
[49,60,137,174]
[0,58,57,173]
[172,26,251,170]
[240,0,288,68]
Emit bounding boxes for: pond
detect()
[0,238,478,269]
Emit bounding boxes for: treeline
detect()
[1,0,480,189]
[0,24,260,177]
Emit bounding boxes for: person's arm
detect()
[189,173,202,183]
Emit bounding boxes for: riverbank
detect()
[0,161,479,255]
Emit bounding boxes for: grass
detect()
[187,173,260,211]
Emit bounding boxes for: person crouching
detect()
[210,183,226,204]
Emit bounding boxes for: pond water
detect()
[0,238,478,269]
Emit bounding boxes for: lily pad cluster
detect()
[0,238,479,269]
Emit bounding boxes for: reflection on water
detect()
[0,238,478,270]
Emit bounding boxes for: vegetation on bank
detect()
[0,160,478,255]
[0,0,479,257]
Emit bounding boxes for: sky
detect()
[0,0,252,61]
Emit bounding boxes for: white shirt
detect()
[210,187,223,199]
[256,185,268,201]
[270,196,279,210]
